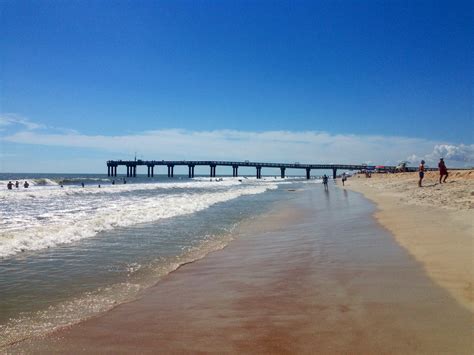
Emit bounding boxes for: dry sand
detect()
[345,170,474,312]
[8,186,473,354]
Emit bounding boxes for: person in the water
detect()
[7,181,13,190]
[23,181,29,188]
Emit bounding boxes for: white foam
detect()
[0,179,244,201]
[0,232,234,347]
[0,183,277,258]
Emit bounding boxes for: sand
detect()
[344,170,474,312]
[8,185,473,354]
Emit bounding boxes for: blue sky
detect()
[1,0,473,173]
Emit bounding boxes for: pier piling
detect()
[188,165,195,178]
[209,165,216,178]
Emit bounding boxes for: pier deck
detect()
[106,160,388,179]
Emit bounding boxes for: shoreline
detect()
[8,185,473,353]
[343,171,473,312]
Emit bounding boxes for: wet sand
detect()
[345,171,474,312]
[8,186,473,354]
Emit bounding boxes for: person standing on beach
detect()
[341,172,347,186]
[438,158,448,183]
[322,174,328,190]
[418,160,425,187]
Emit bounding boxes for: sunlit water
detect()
[0,173,320,345]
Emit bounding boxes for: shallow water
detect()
[0,174,318,346]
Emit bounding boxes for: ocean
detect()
[0,173,321,346]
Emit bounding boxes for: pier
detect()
[106,160,383,179]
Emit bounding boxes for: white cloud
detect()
[426,144,474,163]
[406,144,474,167]
[1,116,473,172]
[4,128,470,166]
[405,154,423,165]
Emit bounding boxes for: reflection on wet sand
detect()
[9,186,473,354]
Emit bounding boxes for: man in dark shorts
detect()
[322,174,328,190]
[438,158,448,183]
[418,160,425,187]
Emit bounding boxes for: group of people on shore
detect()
[418,158,448,187]
[6,181,29,189]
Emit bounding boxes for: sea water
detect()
[0,173,320,346]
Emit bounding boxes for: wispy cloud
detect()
[1,116,473,170]
[0,114,44,131]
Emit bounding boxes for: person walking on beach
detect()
[418,160,425,187]
[438,158,448,183]
[341,172,347,186]
[322,174,329,190]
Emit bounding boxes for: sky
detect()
[1,0,473,173]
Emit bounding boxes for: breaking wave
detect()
[0,180,276,258]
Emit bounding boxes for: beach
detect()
[8,179,473,354]
[345,170,474,312]
[3,0,472,353]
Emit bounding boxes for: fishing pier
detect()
[106,160,377,179]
